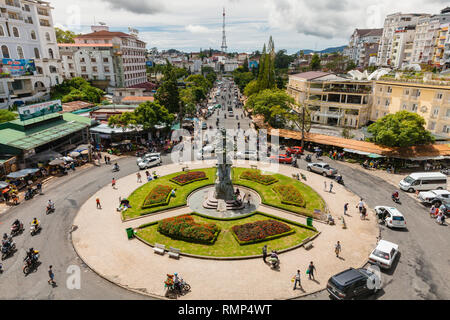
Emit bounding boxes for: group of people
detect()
[430,204,447,225]
[234,188,251,207]
[328,150,345,161]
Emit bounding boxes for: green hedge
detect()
[169,177,209,186]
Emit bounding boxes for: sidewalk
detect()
[72,161,378,300]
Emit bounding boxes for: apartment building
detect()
[287,72,373,129]
[346,28,382,68]
[432,23,449,68]
[391,26,416,69]
[72,25,147,89]
[0,0,61,108]
[377,13,429,67]
[371,77,450,136]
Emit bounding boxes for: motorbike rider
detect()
[25,248,39,264]
[336,175,343,184]
[113,163,120,171]
[31,217,40,230]
[269,250,279,267]
[392,191,400,202]
[174,272,181,292]
[47,199,55,211]
[2,233,10,248]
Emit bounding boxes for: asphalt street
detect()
[0,79,448,300]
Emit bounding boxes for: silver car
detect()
[138,157,161,170]
[136,153,161,165]
[307,162,338,177]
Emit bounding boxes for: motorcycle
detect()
[11,223,24,237]
[23,254,39,275]
[175,278,191,296]
[46,205,55,215]
[1,241,16,260]
[268,256,280,269]
[392,196,401,205]
[30,224,42,236]
[305,154,312,163]
[24,189,35,201]
[335,175,345,186]
[112,166,120,172]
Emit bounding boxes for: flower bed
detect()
[170,171,208,186]
[273,185,306,207]
[231,219,295,245]
[240,170,278,185]
[142,185,173,209]
[157,215,220,244]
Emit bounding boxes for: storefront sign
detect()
[1,59,36,77]
[18,100,62,121]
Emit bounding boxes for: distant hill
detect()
[298,45,347,55]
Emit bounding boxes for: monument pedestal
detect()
[203,190,245,211]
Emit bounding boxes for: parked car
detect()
[418,189,450,206]
[307,162,338,177]
[374,206,407,229]
[136,153,161,165]
[235,150,258,161]
[368,240,399,270]
[138,157,161,170]
[286,146,303,155]
[269,154,293,164]
[202,122,208,130]
[399,172,447,193]
[327,268,379,300]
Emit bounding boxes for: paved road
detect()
[1,78,448,300]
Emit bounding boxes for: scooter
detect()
[269,257,280,269]
[112,166,120,173]
[335,175,345,186]
[46,205,55,215]
[392,196,401,205]
[1,241,16,260]
[305,154,312,163]
[10,223,24,237]
[30,224,42,236]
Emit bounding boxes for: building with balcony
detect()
[371,77,450,137]
[390,26,416,69]
[0,0,61,108]
[287,71,373,128]
[346,28,382,68]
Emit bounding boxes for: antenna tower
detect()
[221,7,228,54]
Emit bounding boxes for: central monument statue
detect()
[214,127,235,201]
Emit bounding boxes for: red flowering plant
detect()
[240,170,278,185]
[170,171,208,185]
[231,220,294,245]
[157,215,220,244]
[142,185,173,209]
[273,185,306,207]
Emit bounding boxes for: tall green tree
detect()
[134,101,175,132]
[368,111,435,147]
[54,27,77,43]
[155,62,181,114]
[310,54,321,70]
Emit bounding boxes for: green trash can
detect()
[307,217,313,227]
[126,228,134,239]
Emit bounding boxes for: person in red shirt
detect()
[112,178,116,189]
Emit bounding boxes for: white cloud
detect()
[185,25,214,34]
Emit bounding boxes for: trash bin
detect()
[126,228,134,239]
[307,217,313,227]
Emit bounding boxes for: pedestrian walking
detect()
[96,198,102,209]
[307,262,316,280]
[137,172,142,183]
[357,199,364,213]
[48,265,55,285]
[262,245,268,263]
[344,203,349,216]
[329,182,334,193]
[104,155,107,164]
[361,206,367,220]
[247,193,251,207]
[112,178,116,189]
[293,270,302,290]
[324,181,327,191]
[335,241,341,257]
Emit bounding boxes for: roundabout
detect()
[71,160,379,300]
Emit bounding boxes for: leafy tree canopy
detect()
[50,77,104,103]
[55,27,77,44]
[310,54,321,71]
[367,111,435,147]
[0,109,17,123]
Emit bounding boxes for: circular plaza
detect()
[71,160,379,300]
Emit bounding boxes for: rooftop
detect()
[290,71,332,81]
[121,96,154,103]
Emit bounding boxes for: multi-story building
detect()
[71,25,147,89]
[0,0,61,108]
[287,71,373,128]
[371,77,450,136]
[377,13,429,67]
[346,28,382,68]
[391,26,416,69]
[432,23,449,68]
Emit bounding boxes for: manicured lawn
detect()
[122,168,217,220]
[136,213,317,257]
[232,167,325,218]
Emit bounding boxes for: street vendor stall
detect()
[6,168,41,190]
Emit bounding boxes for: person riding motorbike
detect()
[174,272,181,292]
[113,163,120,171]
[25,248,39,264]
[11,219,22,234]
[392,191,400,202]
[335,175,344,184]
[47,200,55,211]
[31,218,40,230]
[2,233,11,249]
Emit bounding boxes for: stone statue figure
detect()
[214,127,235,201]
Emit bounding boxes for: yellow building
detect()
[371,78,450,136]
[287,72,372,128]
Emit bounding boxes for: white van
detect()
[399,172,447,193]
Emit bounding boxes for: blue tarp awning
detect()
[7,168,40,179]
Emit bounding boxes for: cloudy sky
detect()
[51,0,449,53]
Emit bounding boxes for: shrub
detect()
[170,171,208,185]
[157,215,220,244]
[273,185,306,207]
[240,170,278,185]
[142,185,172,209]
[232,220,294,245]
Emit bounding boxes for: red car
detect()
[286,146,303,155]
[270,154,293,164]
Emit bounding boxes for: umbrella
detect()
[49,159,65,166]
[81,150,89,155]
[62,156,74,162]
[0,181,9,189]
[69,151,80,158]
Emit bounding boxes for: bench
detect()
[153,243,166,255]
[304,242,314,250]
[250,165,258,170]
[182,166,189,172]
[168,247,181,259]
